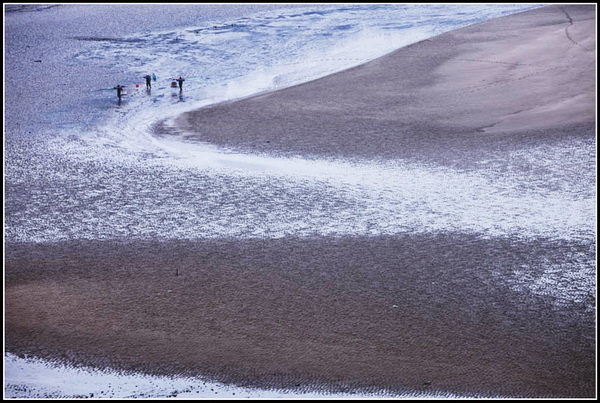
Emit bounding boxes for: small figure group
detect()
[113,74,185,100]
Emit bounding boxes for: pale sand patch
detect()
[483,93,595,133]
[406,5,595,133]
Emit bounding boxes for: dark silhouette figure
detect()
[144,74,152,88]
[113,85,125,99]
[175,76,185,92]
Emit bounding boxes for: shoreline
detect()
[172,5,595,165]
[5,4,596,399]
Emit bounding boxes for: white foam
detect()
[25,129,593,244]
[3,353,489,399]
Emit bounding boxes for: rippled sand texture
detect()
[5,4,596,399]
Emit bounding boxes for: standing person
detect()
[175,76,185,92]
[143,74,152,88]
[113,84,125,99]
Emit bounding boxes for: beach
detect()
[5,4,596,399]
[173,5,595,165]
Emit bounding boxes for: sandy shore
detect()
[174,4,595,165]
[5,4,596,398]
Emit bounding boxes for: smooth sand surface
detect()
[5,5,596,398]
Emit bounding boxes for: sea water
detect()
[4,3,595,399]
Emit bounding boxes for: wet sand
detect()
[5,4,596,398]
[5,236,596,397]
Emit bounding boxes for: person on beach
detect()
[113,84,125,99]
[174,76,185,92]
[144,74,152,88]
